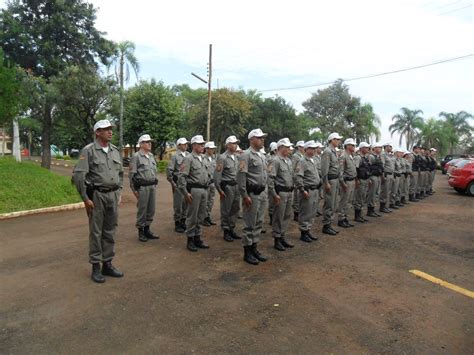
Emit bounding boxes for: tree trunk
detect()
[12,117,21,162]
[41,107,52,169]
[1,124,5,157]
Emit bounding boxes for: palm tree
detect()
[418,118,449,154]
[109,41,139,153]
[390,107,424,150]
[439,111,473,154]
[358,103,381,143]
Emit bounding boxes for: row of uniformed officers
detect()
[73,120,437,282]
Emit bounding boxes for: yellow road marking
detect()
[409,270,474,299]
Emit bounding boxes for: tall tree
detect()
[352,103,381,143]
[439,111,473,154]
[389,107,424,150]
[124,80,184,159]
[1,0,114,168]
[109,41,139,154]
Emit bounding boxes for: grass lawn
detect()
[0,157,82,214]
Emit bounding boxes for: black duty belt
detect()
[94,185,120,193]
[275,185,294,193]
[246,183,266,195]
[384,172,393,176]
[394,173,402,177]
[358,176,369,180]
[304,183,322,191]
[327,174,339,181]
[220,180,237,190]
[371,172,382,177]
[343,177,356,182]
[404,173,411,177]
[187,183,209,191]
[134,178,158,190]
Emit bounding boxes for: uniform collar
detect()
[94,140,110,151]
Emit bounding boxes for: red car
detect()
[448,159,474,196]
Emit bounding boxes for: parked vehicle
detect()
[441,154,468,174]
[448,159,474,196]
[446,158,466,177]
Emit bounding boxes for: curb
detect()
[0,202,84,220]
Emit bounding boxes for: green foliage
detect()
[0,157,81,213]
[157,160,169,173]
[390,107,424,149]
[0,49,24,125]
[63,155,71,161]
[124,80,184,159]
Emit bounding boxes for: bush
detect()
[63,155,71,161]
[157,160,169,173]
[54,154,63,160]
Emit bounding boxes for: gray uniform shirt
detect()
[291,151,303,171]
[203,154,216,183]
[395,157,405,174]
[268,154,294,198]
[214,151,238,193]
[339,150,357,181]
[237,147,268,199]
[178,152,209,196]
[73,141,123,202]
[321,146,340,183]
[295,155,321,191]
[382,152,395,173]
[314,154,322,176]
[166,150,188,187]
[129,150,157,192]
[405,158,412,173]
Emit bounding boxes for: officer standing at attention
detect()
[214,136,242,242]
[428,148,437,194]
[72,119,124,283]
[237,128,269,265]
[410,145,422,202]
[353,142,371,223]
[291,141,305,221]
[295,140,321,243]
[337,138,357,228]
[391,147,404,209]
[268,138,295,251]
[418,147,429,199]
[129,134,159,243]
[178,135,210,252]
[367,142,383,217]
[166,138,189,233]
[321,132,343,235]
[380,143,395,213]
[314,142,324,217]
[267,142,278,226]
[403,151,412,204]
[202,141,217,226]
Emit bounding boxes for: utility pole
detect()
[207,44,212,141]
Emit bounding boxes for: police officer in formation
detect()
[214,136,242,242]
[74,125,440,278]
[166,137,189,233]
[268,138,296,251]
[73,119,124,283]
[129,134,159,242]
[178,135,210,252]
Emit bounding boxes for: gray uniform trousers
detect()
[430,171,436,190]
[404,175,411,199]
[292,189,300,214]
[419,171,428,193]
[242,192,265,246]
[410,172,419,194]
[206,183,216,218]
[136,185,156,228]
[323,179,339,226]
[173,189,187,222]
[220,184,240,231]
[380,174,394,205]
[318,187,324,215]
[185,187,208,238]
[271,191,293,238]
[392,176,400,203]
[354,179,369,215]
[367,176,381,208]
[338,180,356,221]
[89,190,119,264]
[298,189,319,231]
[398,175,406,201]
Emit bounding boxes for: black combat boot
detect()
[223,230,234,242]
[144,225,159,239]
[243,246,259,265]
[409,194,417,202]
[229,229,242,239]
[401,197,408,205]
[338,219,350,228]
[102,261,124,278]
[300,230,312,243]
[252,243,268,262]
[281,236,295,248]
[175,220,185,233]
[91,263,105,283]
[345,218,354,227]
[354,209,365,223]
[380,203,391,213]
[201,217,211,226]
[389,203,399,210]
[274,238,286,251]
[138,228,148,242]
[180,218,187,230]
[322,224,337,235]
[395,200,403,207]
[367,206,380,217]
[269,214,273,226]
[293,212,299,221]
[187,237,198,252]
[194,235,209,249]
[307,230,318,241]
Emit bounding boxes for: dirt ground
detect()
[1,170,473,354]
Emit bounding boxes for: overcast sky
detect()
[2,0,473,145]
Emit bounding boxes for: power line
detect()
[259,54,474,93]
[438,3,473,15]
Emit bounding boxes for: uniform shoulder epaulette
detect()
[110,143,119,150]
[83,142,94,151]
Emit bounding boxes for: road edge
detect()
[0,202,84,220]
